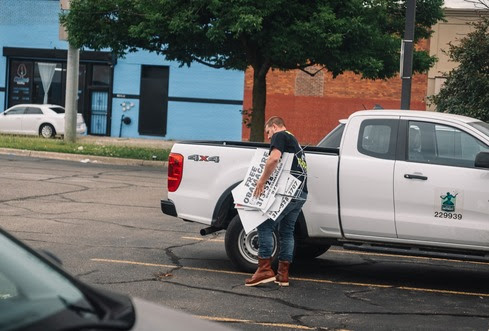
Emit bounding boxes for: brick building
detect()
[242,6,485,145]
[243,64,428,145]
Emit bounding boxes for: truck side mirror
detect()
[475,152,489,169]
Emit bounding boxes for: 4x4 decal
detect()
[188,154,220,163]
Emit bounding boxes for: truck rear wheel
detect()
[224,215,278,273]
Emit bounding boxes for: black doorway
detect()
[139,65,169,136]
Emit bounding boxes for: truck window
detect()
[407,121,489,168]
[357,119,398,160]
[317,123,345,148]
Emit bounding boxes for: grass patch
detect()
[0,135,170,161]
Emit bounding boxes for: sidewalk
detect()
[0,136,176,168]
[77,135,176,150]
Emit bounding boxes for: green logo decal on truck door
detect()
[433,189,463,220]
[440,192,458,212]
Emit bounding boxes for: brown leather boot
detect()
[275,260,290,286]
[245,258,276,287]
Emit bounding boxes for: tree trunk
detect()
[249,64,270,142]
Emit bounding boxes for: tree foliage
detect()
[432,13,489,122]
[61,0,444,141]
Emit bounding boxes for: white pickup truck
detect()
[161,110,489,272]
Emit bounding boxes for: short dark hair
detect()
[265,116,285,128]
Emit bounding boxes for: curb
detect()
[0,148,168,168]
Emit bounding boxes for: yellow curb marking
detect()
[90,258,489,297]
[181,236,224,243]
[198,316,319,330]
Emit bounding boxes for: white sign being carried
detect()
[233,149,291,210]
[232,148,301,234]
[266,174,301,221]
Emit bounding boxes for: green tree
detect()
[61,0,443,141]
[432,8,489,121]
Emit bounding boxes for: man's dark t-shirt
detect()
[269,130,308,193]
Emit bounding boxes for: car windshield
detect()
[49,106,65,114]
[469,121,489,139]
[0,232,98,330]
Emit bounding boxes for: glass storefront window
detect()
[92,65,110,86]
[7,58,111,136]
[32,62,63,106]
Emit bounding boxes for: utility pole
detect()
[65,44,79,142]
[400,0,416,110]
[60,0,79,143]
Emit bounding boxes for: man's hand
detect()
[252,148,281,198]
[253,178,266,198]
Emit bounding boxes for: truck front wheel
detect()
[224,215,278,273]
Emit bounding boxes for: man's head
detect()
[265,116,286,140]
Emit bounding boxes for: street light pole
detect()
[400,0,416,110]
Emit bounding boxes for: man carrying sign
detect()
[245,116,308,287]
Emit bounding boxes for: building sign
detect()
[9,61,33,106]
[13,63,30,85]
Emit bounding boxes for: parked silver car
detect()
[0,104,87,138]
[0,228,231,331]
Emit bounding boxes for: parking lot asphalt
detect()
[3,156,489,330]
[0,135,176,167]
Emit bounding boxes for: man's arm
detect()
[253,148,282,198]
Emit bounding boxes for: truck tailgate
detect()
[169,143,256,225]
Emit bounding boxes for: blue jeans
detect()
[257,191,307,262]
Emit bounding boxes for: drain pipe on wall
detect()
[118,102,134,137]
[119,115,132,137]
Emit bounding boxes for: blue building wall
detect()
[0,0,244,141]
[0,0,66,106]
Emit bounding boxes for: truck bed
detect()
[167,140,341,237]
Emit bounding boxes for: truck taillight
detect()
[168,153,184,192]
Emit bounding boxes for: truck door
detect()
[339,116,399,239]
[394,119,489,247]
